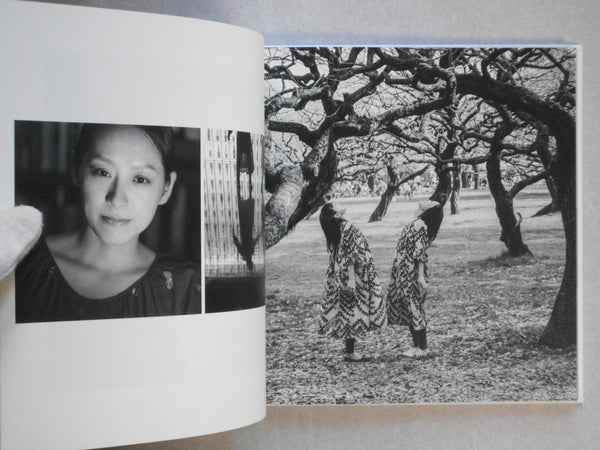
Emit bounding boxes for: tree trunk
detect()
[473,164,480,190]
[305,194,331,219]
[538,129,577,348]
[287,134,338,231]
[486,140,532,257]
[264,130,338,248]
[430,137,457,206]
[369,165,428,222]
[461,170,470,188]
[369,165,399,222]
[450,166,461,215]
[532,123,560,216]
[532,198,560,217]
[264,166,304,248]
[367,174,375,194]
[539,241,576,348]
[537,177,561,215]
[430,167,453,205]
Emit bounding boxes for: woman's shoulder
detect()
[411,218,427,232]
[399,219,426,242]
[342,220,361,234]
[342,220,365,240]
[342,221,371,251]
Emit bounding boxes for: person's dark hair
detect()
[72,124,175,184]
[320,203,344,254]
[419,205,444,241]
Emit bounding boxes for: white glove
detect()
[0,206,43,282]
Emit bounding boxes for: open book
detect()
[0,2,579,449]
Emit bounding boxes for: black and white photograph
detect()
[203,129,265,313]
[264,47,578,404]
[15,121,202,322]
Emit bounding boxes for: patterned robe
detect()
[318,221,386,339]
[386,219,430,330]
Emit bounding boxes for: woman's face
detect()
[79,126,176,246]
[331,202,346,219]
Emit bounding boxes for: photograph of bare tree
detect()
[264,47,577,404]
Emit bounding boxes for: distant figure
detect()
[318,201,387,362]
[232,131,259,270]
[236,131,255,182]
[386,200,444,358]
[401,183,413,201]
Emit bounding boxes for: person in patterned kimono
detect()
[387,200,444,358]
[318,201,386,362]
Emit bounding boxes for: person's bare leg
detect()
[402,325,419,357]
[344,338,363,361]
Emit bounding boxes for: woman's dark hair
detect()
[419,205,444,241]
[72,124,175,183]
[319,203,344,254]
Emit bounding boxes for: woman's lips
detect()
[101,215,131,226]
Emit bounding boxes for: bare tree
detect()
[369,164,428,222]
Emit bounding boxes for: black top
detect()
[16,238,202,323]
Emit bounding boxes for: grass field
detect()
[265,186,578,405]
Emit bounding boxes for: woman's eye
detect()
[133,175,151,185]
[91,167,110,178]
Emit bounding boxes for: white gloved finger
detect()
[0,206,43,282]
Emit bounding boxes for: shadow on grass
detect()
[482,325,576,356]
[477,251,537,269]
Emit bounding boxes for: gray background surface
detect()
[33,1,600,448]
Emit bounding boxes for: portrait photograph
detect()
[15,121,202,322]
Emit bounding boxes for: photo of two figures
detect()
[264,47,577,405]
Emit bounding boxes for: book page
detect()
[0,2,265,448]
[264,46,579,405]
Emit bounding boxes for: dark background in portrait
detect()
[14,121,201,264]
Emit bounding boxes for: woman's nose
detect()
[105,177,128,206]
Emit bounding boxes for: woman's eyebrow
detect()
[89,154,114,165]
[131,164,158,172]
[89,155,158,172]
